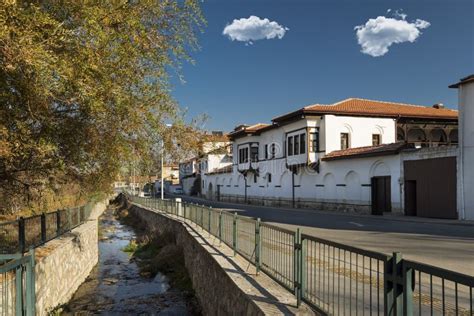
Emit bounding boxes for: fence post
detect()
[208,207,211,232]
[40,213,46,244]
[80,206,85,223]
[26,248,36,316]
[19,217,26,253]
[68,208,72,230]
[403,261,414,316]
[384,252,404,316]
[255,218,261,274]
[56,210,61,236]
[233,212,238,256]
[200,206,204,228]
[294,228,303,306]
[218,211,223,242]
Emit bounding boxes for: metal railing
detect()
[0,250,36,316]
[130,195,474,316]
[0,204,93,254]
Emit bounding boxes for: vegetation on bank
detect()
[0,1,206,216]
[116,198,201,314]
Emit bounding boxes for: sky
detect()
[171,0,474,131]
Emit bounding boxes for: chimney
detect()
[432,103,444,109]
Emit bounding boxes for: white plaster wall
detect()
[181,177,196,195]
[323,115,397,153]
[204,154,402,212]
[458,80,474,220]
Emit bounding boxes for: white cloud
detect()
[223,16,289,44]
[355,12,430,57]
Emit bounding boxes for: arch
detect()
[449,129,458,144]
[397,127,405,142]
[370,160,391,177]
[207,182,213,200]
[429,128,447,146]
[278,170,288,186]
[373,125,384,136]
[342,123,354,134]
[345,171,361,202]
[322,173,337,201]
[237,174,243,185]
[407,128,427,146]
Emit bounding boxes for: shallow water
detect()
[64,207,191,315]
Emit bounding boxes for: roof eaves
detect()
[322,143,409,161]
[449,74,474,88]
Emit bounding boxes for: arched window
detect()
[407,128,427,147]
[449,129,458,145]
[429,128,447,146]
[397,127,406,142]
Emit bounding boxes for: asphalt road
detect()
[173,194,474,276]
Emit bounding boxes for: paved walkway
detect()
[173,194,474,276]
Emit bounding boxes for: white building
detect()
[450,75,474,220]
[179,133,232,195]
[203,98,459,218]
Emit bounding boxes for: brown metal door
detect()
[371,176,392,215]
[404,180,417,216]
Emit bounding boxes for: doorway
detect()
[404,180,417,216]
[371,176,391,215]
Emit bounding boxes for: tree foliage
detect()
[0,1,204,214]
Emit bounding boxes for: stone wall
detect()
[34,199,108,315]
[217,193,371,214]
[128,203,265,315]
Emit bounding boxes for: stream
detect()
[64,206,193,315]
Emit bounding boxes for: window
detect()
[372,134,381,146]
[300,134,306,154]
[309,131,320,152]
[268,173,272,183]
[294,135,300,155]
[264,144,268,159]
[239,147,249,163]
[254,174,257,183]
[288,137,293,156]
[271,143,276,158]
[341,133,350,150]
[250,146,259,162]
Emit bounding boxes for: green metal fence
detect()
[130,195,474,316]
[0,250,35,316]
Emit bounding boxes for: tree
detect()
[0,1,204,214]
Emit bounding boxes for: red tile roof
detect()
[274,98,458,122]
[229,123,272,139]
[322,142,411,161]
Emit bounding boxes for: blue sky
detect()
[171,0,474,131]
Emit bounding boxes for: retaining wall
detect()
[128,203,265,315]
[34,199,108,315]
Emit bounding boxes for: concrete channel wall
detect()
[128,200,314,315]
[34,199,109,315]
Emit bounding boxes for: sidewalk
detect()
[171,194,474,227]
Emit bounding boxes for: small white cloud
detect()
[393,9,407,20]
[223,16,289,44]
[355,12,430,57]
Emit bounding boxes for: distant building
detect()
[450,75,474,220]
[178,132,232,195]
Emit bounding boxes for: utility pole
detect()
[161,140,164,200]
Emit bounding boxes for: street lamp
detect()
[161,138,164,200]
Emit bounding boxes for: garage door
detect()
[403,157,457,219]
